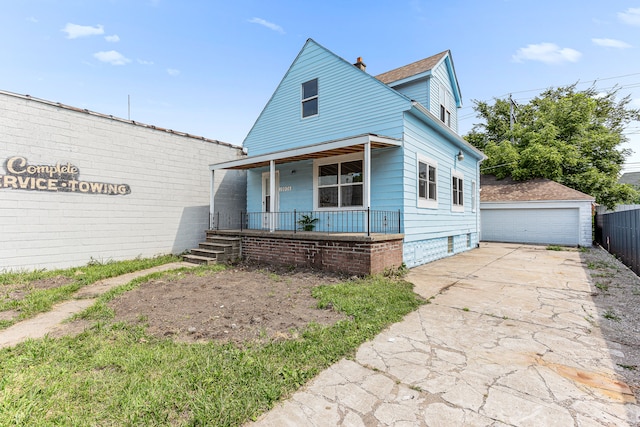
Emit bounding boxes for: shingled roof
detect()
[375,50,449,84]
[480,175,595,202]
[620,172,640,186]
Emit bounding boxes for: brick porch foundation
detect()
[212,230,404,276]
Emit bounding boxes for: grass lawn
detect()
[0,264,424,426]
[0,255,180,330]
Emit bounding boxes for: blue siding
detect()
[392,78,429,108]
[244,40,410,156]
[238,39,484,268]
[401,112,480,245]
[432,60,459,133]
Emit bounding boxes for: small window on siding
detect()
[302,78,318,118]
[439,84,452,128]
[452,170,464,213]
[417,155,437,209]
[447,236,454,253]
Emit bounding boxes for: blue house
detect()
[206,39,485,274]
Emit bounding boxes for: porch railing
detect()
[210,209,401,236]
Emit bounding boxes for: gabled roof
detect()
[480,175,595,202]
[375,50,462,108]
[375,50,449,84]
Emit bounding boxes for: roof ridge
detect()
[375,50,449,84]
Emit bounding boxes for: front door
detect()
[261,172,279,229]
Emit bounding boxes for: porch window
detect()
[317,158,363,208]
[302,78,318,118]
[452,171,464,212]
[417,155,437,209]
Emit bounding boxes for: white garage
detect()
[480,175,595,247]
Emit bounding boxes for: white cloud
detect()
[26,16,38,23]
[62,23,104,39]
[248,17,284,34]
[592,38,632,48]
[137,59,154,65]
[512,43,581,64]
[105,34,120,42]
[618,7,640,26]
[167,68,180,76]
[93,50,131,65]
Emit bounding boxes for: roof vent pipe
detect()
[354,57,366,71]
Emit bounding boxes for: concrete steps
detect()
[183,232,241,265]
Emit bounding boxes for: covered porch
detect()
[204,133,406,274]
[209,133,403,234]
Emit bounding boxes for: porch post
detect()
[364,140,371,234]
[209,169,215,230]
[269,160,276,232]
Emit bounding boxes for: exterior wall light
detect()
[457,150,464,162]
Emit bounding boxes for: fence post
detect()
[398,209,401,234]
[367,207,371,236]
[294,209,297,234]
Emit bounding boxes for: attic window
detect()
[302,78,318,118]
[439,84,452,128]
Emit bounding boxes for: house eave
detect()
[409,102,486,161]
[209,133,402,170]
[386,71,431,88]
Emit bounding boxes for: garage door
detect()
[481,208,579,245]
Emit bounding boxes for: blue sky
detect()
[2,1,640,172]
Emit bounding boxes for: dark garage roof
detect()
[481,175,595,202]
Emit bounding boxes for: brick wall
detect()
[0,91,246,271]
[240,234,404,276]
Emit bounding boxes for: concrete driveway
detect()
[251,243,640,426]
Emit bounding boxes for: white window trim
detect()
[301,78,318,119]
[471,180,477,213]
[451,169,464,213]
[313,152,364,211]
[439,83,453,128]
[417,154,438,209]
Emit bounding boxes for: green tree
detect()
[465,85,640,209]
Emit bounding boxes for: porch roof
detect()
[209,133,401,170]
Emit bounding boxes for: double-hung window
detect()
[315,155,363,209]
[439,84,452,128]
[302,78,318,118]
[417,155,437,209]
[452,171,464,212]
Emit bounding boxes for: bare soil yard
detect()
[107,264,349,345]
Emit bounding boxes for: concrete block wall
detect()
[0,91,246,271]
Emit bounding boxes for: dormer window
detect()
[439,84,452,128]
[302,78,318,118]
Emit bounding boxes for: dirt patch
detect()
[107,264,349,345]
[1,276,75,321]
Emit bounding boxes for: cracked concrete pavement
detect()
[250,243,640,426]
